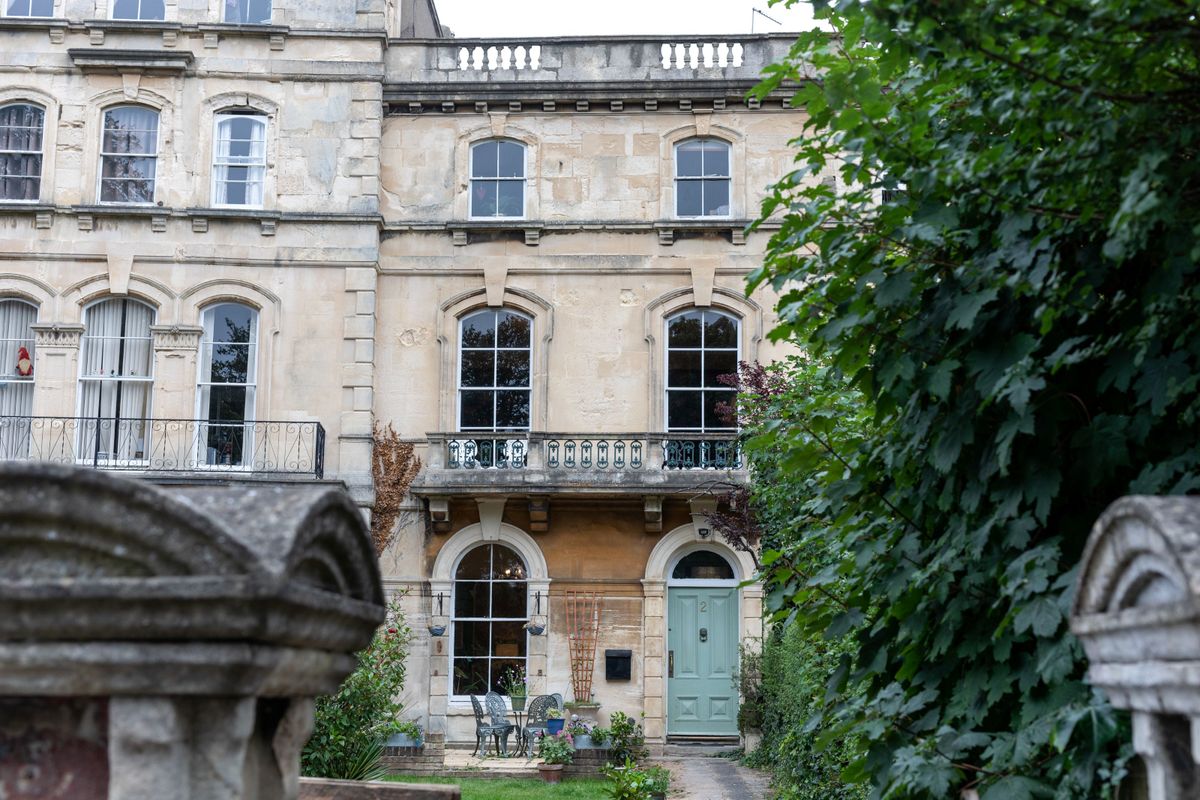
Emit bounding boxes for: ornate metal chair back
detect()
[525,693,553,726]
[469,694,488,730]
[484,691,510,727]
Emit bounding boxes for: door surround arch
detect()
[641,522,761,747]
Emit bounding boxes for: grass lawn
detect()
[385,775,608,800]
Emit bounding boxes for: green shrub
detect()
[301,594,413,779]
[601,757,669,800]
[537,732,575,765]
[605,712,647,765]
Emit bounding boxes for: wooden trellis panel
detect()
[565,591,602,703]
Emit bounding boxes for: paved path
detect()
[657,755,772,800]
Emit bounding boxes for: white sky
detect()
[433,0,821,38]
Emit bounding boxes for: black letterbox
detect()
[605,649,632,680]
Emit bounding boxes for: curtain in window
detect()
[0,104,44,202]
[78,298,154,460]
[212,116,266,207]
[100,107,159,204]
[0,300,36,457]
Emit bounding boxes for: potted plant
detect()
[384,720,423,748]
[524,617,546,636]
[645,765,671,800]
[536,732,574,783]
[590,725,609,749]
[565,716,592,748]
[546,705,564,735]
[500,666,528,712]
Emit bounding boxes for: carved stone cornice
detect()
[30,323,85,349]
[150,325,204,351]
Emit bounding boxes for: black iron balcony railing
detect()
[0,416,325,478]
[432,432,741,471]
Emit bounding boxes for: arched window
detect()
[212,113,267,207]
[674,138,730,218]
[111,0,164,19]
[0,103,45,201]
[470,140,525,218]
[198,303,258,467]
[78,297,155,462]
[459,309,531,432]
[99,106,159,204]
[0,299,37,456]
[665,309,738,431]
[452,543,528,696]
[224,0,270,23]
[3,0,53,17]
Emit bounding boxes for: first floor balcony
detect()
[0,416,325,479]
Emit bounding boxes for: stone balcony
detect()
[410,431,747,532]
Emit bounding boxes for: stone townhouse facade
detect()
[0,0,805,751]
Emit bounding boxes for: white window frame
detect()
[195,302,259,470]
[1,0,53,19]
[210,113,267,209]
[468,139,527,220]
[97,105,159,206]
[0,297,37,394]
[0,102,45,203]
[673,138,732,219]
[223,0,272,24]
[108,0,165,20]
[449,543,529,701]
[456,308,532,433]
[663,308,740,433]
[76,297,156,466]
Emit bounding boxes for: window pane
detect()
[457,546,492,579]
[141,0,164,18]
[213,306,255,346]
[667,390,703,429]
[497,181,523,217]
[470,181,498,216]
[677,142,703,177]
[453,658,489,696]
[676,180,702,216]
[472,141,498,178]
[495,390,529,429]
[672,550,734,580]
[492,582,525,617]
[101,155,155,181]
[668,351,702,388]
[496,312,530,347]
[0,104,44,151]
[701,142,729,176]
[703,179,730,216]
[207,342,250,384]
[225,0,271,23]
[459,390,494,429]
[496,351,529,387]
[492,546,526,579]
[705,350,737,387]
[454,621,490,656]
[492,622,526,655]
[461,312,496,348]
[497,142,524,178]
[704,313,738,347]
[668,312,703,347]
[0,156,41,201]
[455,580,490,618]
[205,385,247,422]
[704,390,738,429]
[460,351,495,388]
[491,658,523,693]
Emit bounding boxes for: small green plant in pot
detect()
[537,732,574,784]
[546,705,564,735]
[385,720,423,748]
[499,665,528,712]
[565,716,593,748]
[602,757,670,800]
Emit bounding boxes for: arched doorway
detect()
[666,547,740,736]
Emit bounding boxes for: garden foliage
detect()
[302,595,414,780]
[746,0,1200,797]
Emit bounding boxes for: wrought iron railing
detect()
[0,416,325,478]
[427,432,741,472]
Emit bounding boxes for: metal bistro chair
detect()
[521,693,563,755]
[484,691,518,756]
[470,694,515,757]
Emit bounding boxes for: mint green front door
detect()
[667,586,739,735]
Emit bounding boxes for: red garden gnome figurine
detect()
[16,346,32,377]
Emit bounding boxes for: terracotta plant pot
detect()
[538,763,565,784]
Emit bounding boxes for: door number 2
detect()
[699,601,707,612]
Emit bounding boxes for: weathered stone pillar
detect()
[1071,496,1200,800]
[29,323,85,417]
[149,324,203,419]
[0,463,385,800]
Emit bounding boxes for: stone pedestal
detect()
[0,463,386,800]
[1071,496,1200,800]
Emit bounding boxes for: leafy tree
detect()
[746,0,1199,796]
[301,595,413,780]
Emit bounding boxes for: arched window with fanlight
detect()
[455,308,531,468]
[197,303,258,468]
[0,102,45,202]
[664,308,739,468]
[78,297,155,462]
[452,543,528,696]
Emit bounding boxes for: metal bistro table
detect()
[508,704,528,757]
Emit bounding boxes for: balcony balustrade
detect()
[0,416,325,479]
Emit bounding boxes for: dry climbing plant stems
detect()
[370,422,422,555]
